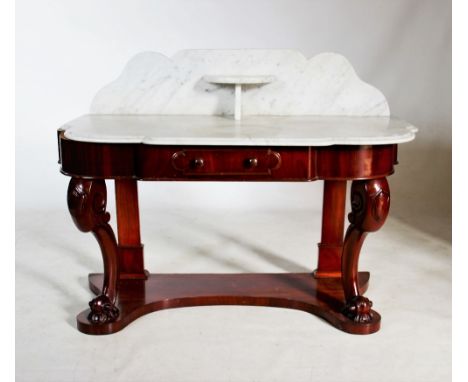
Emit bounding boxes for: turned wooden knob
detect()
[244,157,258,168]
[190,157,204,169]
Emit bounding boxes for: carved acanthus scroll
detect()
[341,178,390,323]
[67,178,120,324]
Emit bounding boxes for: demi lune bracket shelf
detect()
[203,75,276,120]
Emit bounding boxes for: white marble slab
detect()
[63,50,417,146]
[91,50,390,117]
[62,115,417,146]
[203,75,276,85]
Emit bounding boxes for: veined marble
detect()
[203,75,277,85]
[62,115,417,146]
[91,50,390,116]
[64,50,417,146]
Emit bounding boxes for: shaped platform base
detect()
[77,272,380,335]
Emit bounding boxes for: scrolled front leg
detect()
[67,178,120,324]
[342,178,390,324]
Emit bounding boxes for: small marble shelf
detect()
[203,75,276,85]
[203,75,276,121]
[62,115,418,146]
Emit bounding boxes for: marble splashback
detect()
[91,50,390,116]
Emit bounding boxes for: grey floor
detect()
[16,208,451,382]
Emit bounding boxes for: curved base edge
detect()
[77,272,380,335]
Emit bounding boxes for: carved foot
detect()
[343,296,374,323]
[88,295,120,324]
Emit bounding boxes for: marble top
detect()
[61,50,417,146]
[62,115,417,146]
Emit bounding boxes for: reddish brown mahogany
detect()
[78,272,375,335]
[114,179,147,280]
[67,178,120,324]
[58,131,396,335]
[341,178,390,323]
[59,133,396,180]
[315,180,347,278]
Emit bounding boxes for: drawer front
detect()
[171,148,281,176]
[138,146,311,180]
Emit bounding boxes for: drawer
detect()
[138,146,311,180]
[171,148,281,176]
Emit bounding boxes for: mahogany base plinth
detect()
[77,272,380,335]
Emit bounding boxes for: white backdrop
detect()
[16,0,451,241]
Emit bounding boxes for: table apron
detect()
[58,135,397,181]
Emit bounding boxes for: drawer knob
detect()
[190,157,204,169]
[244,157,258,168]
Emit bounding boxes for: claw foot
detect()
[88,295,119,324]
[343,296,373,323]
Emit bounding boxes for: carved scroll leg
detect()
[67,178,120,324]
[342,178,390,323]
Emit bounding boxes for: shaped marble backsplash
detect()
[91,50,389,117]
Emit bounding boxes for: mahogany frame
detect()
[58,131,396,335]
